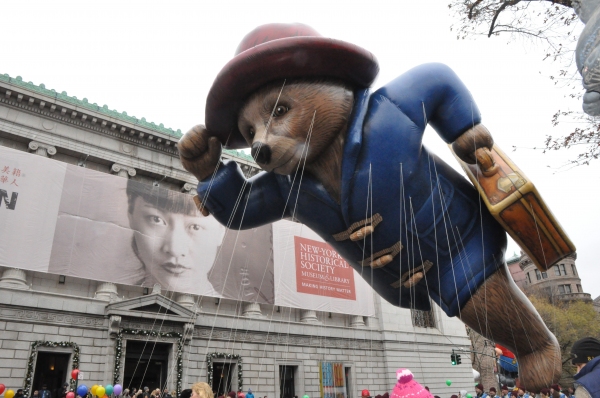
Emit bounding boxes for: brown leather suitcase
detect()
[449,144,576,271]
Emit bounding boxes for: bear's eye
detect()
[274,105,289,117]
[248,128,255,138]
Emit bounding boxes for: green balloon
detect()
[303,395,309,398]
[105,385,114,396]
[466,394,472,398]
[446,380,452,386]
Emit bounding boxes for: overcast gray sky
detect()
[2,0,599,298]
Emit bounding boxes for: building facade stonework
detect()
[507,252,591,302]
[0,73,475,397]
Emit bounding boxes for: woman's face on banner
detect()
[129,196,225,291]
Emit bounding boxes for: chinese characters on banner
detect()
[319,362,346,398]
[294,236,356,300]
[0,165,22,186]
[0,165,23,210]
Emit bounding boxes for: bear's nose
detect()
[251,142,271,164]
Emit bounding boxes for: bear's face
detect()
[237,80,354,175]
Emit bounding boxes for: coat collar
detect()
[286,88,370,221]
[341,88,370,225]
[575,356,600,379]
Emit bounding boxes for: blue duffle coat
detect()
[198,63,507,317]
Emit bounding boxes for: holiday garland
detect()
[206,353,243,391]
[113,329,184,396]
[24,341,80,397]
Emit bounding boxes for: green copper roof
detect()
[0,72,254,163]
[0,73,185,138]
[223,149,254,162]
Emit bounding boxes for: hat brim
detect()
[205,36,379,149]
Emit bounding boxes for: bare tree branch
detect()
[449,0,600,165]
[489,1,522,37]
[469,0,484,20]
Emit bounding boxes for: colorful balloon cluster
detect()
[86,384,123,398]
[77,386,89,397]
[1,384,15,398]
[0,379,122,398]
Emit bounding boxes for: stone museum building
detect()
[0,74,476,398]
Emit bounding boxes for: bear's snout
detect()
[251,142,272,165]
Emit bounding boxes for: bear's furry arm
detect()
[197,160,288,230]
[374,63,481,143]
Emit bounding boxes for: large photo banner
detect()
[0,146,374,315]
[47,163,276,303]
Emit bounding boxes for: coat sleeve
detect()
[197,160,289,230]
[374,63,482,143]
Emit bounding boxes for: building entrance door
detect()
[32,352,71,396]
[279,366,296,398]
[211,362,234,397]
[123,341,170,391]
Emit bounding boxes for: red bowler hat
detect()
[205,23,379,149]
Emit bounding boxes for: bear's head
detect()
[237,79,354,175]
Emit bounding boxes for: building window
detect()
[554,266,561,276]
[535,270,542,280]
[577,284,583,293]
[572,264,577,276]
[558,284,572,294]
[542,271,548,279]
[559,264,567,275]
[527,272,531,284]
[411,309,436,328]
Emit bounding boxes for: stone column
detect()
[28,141,57,157]
[0,268,29,290]
[177,294,198,311]
[95,282,119,302]
[181,183,197,195]
[242,302,263,318]
[300,309,320,323]
[110,163,136,179]
[350,315,365,327]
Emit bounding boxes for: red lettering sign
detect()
[294,236,356,300]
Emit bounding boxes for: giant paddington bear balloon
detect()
[178,23,563,389]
